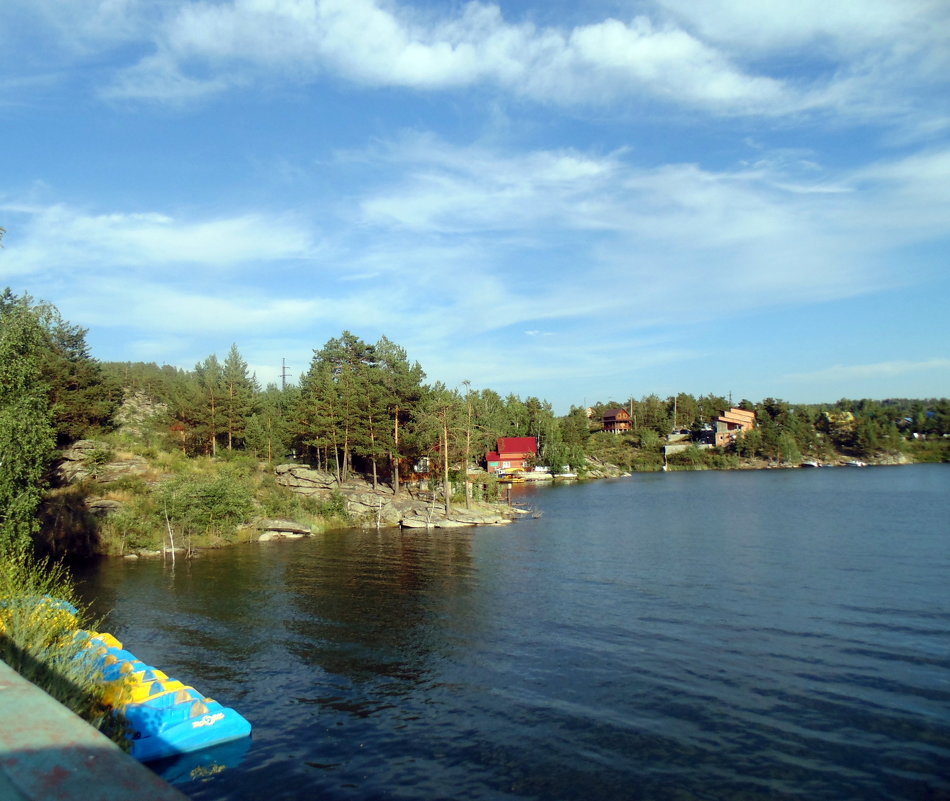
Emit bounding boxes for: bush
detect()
[100,503,163,554]
[159,473,255,544]
[0,550,124,743]
[84,446,114,479]
[317,491,350,522]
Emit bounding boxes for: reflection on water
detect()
[74,465,950,801]
[150,737,252,786]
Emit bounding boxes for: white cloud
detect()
[0,203,317,278]
[344,134,950,345]
[100,0,803,114]
[655,0,946,56]
[656,0,950,127]
[4,129,947,408]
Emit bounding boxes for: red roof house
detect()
[485,437,537,474]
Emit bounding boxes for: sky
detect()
[1,0,949,413]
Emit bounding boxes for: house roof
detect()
[496,437,537,455]
[716,408,756,428]
[603,408,630,420]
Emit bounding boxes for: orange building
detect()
[714,408,756,447]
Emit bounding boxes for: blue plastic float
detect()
[77,630,252,762]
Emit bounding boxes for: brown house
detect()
[603,407,632,434]
[715,407,756,447]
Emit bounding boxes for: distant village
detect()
[483,405,757,480]
[482,398,947,481]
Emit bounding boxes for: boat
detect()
[845,460,867,467]
[800,460,820,468]
[76,631,252,762]
[496,470,526,483]
[14,599,251,763]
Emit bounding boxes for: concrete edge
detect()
[0,659,186,801]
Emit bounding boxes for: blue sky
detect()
[1,0,948,412]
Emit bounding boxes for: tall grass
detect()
[0,548,124,742]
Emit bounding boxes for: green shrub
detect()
[317,491,350,522]
[0,550,126,745]
[100,503,163,554]
[158,473,255,543]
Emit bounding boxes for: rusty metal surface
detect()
[0,660,186,801]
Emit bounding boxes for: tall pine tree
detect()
[222,344,259,451]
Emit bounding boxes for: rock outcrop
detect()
[257,518,313,541]
[58,440,150,484]
[273,464,517,529]
[583,456,629,479]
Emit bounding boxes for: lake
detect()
[74,464,950,801]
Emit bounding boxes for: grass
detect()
[0,548,128,745]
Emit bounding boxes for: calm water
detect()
[75,465,950,801]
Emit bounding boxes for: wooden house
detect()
[714,407,756,447]
[485,436,537,474]
[602,408,632,434]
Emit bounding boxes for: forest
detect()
[1,288,948,556]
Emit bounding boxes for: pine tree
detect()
[246,385,295,463]
[221,344,259,451]
[194,354,225,456]
[374,336,425,496]
[414,383,466,514]
[1,290,121,446]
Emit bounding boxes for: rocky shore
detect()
[272,464,520,530]
[51,438,917,557]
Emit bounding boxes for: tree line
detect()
[101,331,583,497]
[583,393,950,465]
[2,288,948,552]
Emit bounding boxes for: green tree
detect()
[193,354,226,456]
[636,394,671,436]
[669,393,700,431]
[374,336,425,496]
[296,332,379,481]
[295,358,341,475]
[560,406,591,448]
[222,344,259,451]
[159,473,254,546]
[414,383,466,514]
[0,302,56,552]
[1,290,121,446]
[471,388,508,454]
[503,394,530,436]
[246,384,294,463]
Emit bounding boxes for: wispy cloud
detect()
[93,0,817,116]
[81,0,944,131]
[0,202,318,278]
[6,134,945,389]
[353,134,950,321]
[785,359,950,383]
